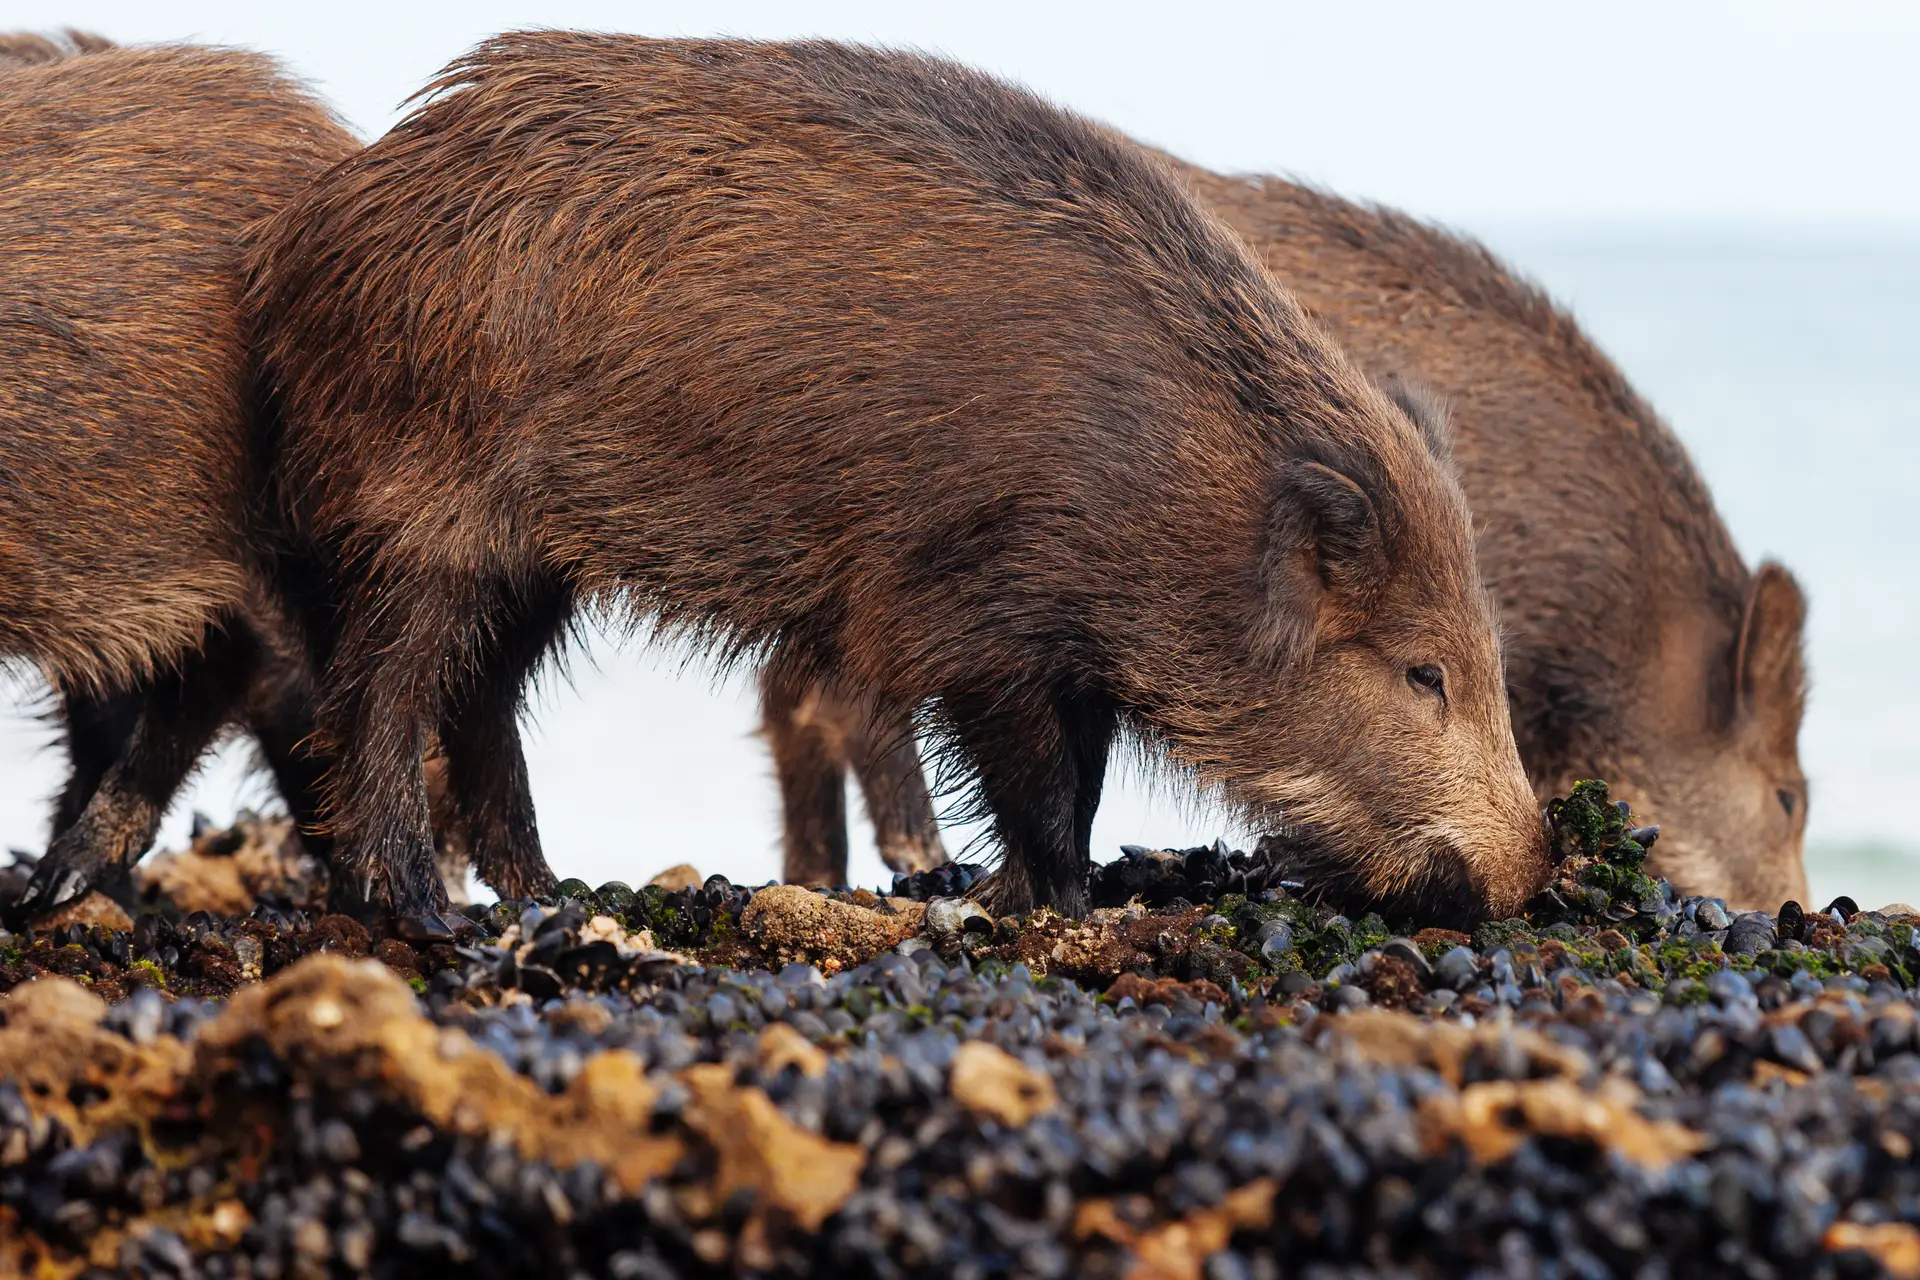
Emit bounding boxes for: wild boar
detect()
[244,33,1550,929]
[0,36,362,917]
[1184,167,1808,908]
[769,160,1809,909]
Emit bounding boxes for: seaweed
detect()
[1529,779,1672,936]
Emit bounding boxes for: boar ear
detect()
[1377,373,1453,465]
[1733,561,1808,753]
[1255,459,1387,663]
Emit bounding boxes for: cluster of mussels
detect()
[2,782,1919,1280]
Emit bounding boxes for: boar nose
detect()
[1481,788,1554,918]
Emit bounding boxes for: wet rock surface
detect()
[2,782,1918,1278]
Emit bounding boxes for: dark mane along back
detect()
[395,34,1373,456]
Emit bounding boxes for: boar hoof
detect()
[396,911,456,943]
[5,848,129,929]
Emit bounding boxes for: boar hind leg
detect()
[12,628,257,921]
[949,687,1113,919]
[434,578,567,903]
[762,665,853,887]
[843,697,947,876]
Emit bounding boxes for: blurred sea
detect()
[2,226,1915,907]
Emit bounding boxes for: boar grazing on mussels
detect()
[1183,164,1809,909]
[245,33,1549,927]
[771,158,1810,912]
[0,37,361,919]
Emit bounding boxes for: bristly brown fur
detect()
[0,37,361,920]
[0,37,353,694]
[246,33,1548,923]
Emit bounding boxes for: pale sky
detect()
[6,0,1919,229]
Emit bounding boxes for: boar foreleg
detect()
[239,645,334,871]
[948,686,1113,919]
[432,576,566,903]
[47,683,145,840]
[316,566,457,939]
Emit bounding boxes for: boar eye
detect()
[1777,788,1797,818]
[1406,665,1446,698]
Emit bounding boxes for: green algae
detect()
[1532,780,1667,934]
[1473,918,1535,953]
[126,958,168,990]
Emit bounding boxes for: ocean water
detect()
[2,228,1915,907]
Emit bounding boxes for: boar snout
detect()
[1257,820,1529,926]
[1408,820,1549,924]
[1263,760,1552,925]
[1467,774,1555,920]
